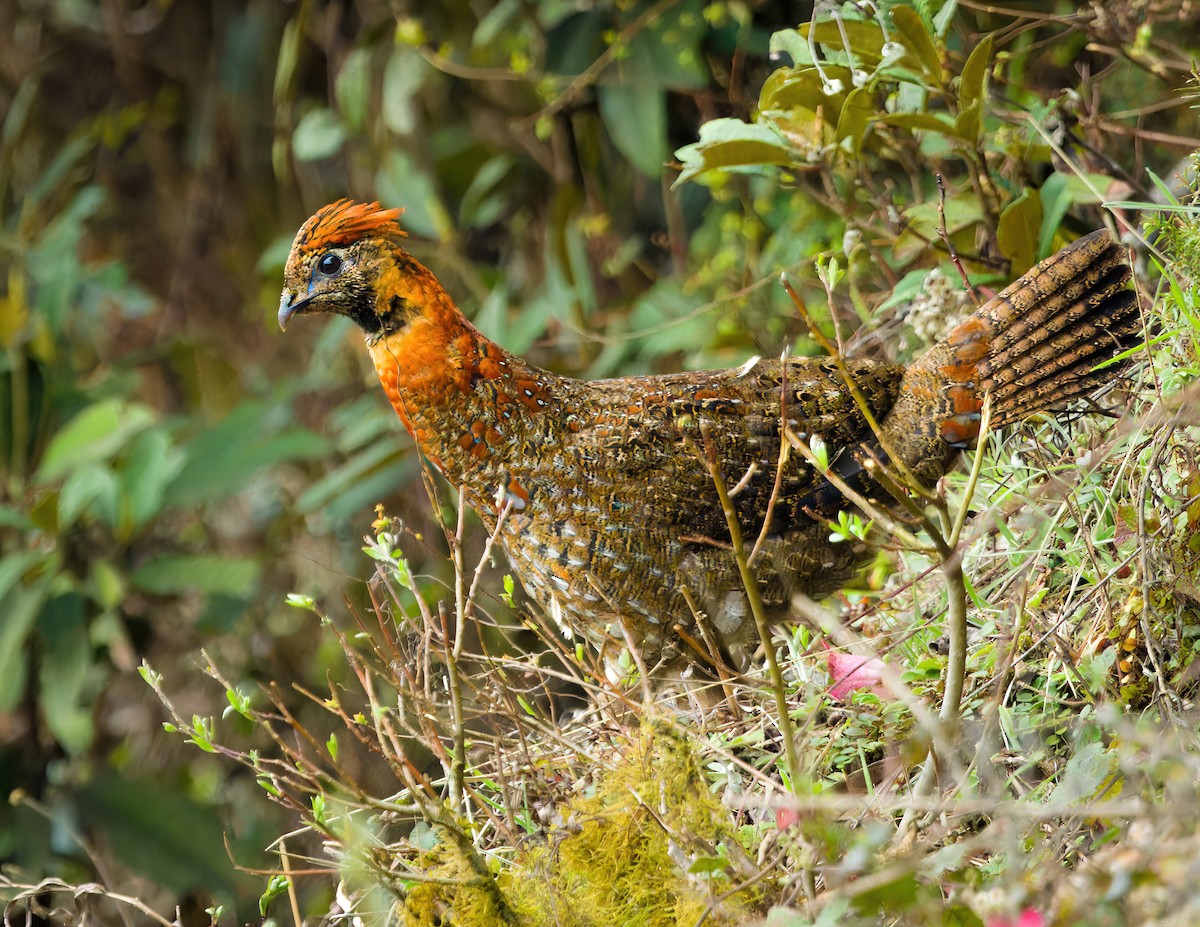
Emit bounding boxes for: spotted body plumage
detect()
[280,201,1141,669]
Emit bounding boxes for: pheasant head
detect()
[278,199,556,498]
[279,199,417,335]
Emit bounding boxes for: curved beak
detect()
[277,290,314,331]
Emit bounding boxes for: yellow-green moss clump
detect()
[499,724,755,927]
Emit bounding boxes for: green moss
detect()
[400,825,520,927]
[499,724,755,927]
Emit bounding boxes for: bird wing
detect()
[560,356,905,546]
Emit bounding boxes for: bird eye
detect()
[317,252,343,276]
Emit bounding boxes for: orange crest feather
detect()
[297,199,407,253]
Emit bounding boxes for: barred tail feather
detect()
[978,230,1141,427]
[877,229,1142,486]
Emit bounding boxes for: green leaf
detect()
[688,854,730,876]
[890,6,942,82]
[675,118,795,185]
[37,398,154,483]
[996,190,1042,274]
[130,554,260,598]
[273,19,301,106]
[1048,737,1118,804]
[459,154,517,229]
[619,1,709,90]
[759,65,851,113]
[598,84,667,179]
[292,107,345,161]
[803,18,885,71]
[410,820,441,851]
[880,111,963,138]
[166,401,330,508]
[958,34,992,120]
[38,594,95,754]
[382,44,431,135]
[1039,173,1075,257]
[376,149,452,241]
[335,47,372,133]
[1037,172,1113,257]
[58,463,121,527]
[953,34,992,143]
[0,582,48,711]
[0,550,47,603]
[835,86,874,156]
[118,426,181,534]
[768,29,815,68]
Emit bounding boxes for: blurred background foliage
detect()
[0,0,1197,921]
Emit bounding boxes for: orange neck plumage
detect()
[365,252,556,498]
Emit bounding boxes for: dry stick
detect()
[785,245,986,827]
[780,274,936,504]
[935,173,980,300]
[444,485,470,811]
[684,426,801,794]
[784,428,930,552]
[749,351,791,564]
[280,839,304,927]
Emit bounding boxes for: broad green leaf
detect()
[130,554,260,598]
[459,153,517,230]
[880,111,965,138]
[0,582,48,711]
[38,594,94,754]
[410,820,441,851]
[1039,173,1075,257]
[759,65,852,115]
[688,855,730,875]
[473,0,523,48]
[1038,172,1114,257]
[901,193,985,239]
[675,119,795,185]
[835,86,874,156]
[0,550,47,602]
[118,427,182,534]
[890,5,942,83]
[598,84,667,179]
[957,34,993,122]
[292,108,345,161]
[37,398,154,483]
[951,101,980,145]
[376,150,452,241]
[619,1,709,90]
[1047,737,1118,804]
[295,442,412,518]
[58,462,121,527]
[166,401,330,508]
[335,47,372,133]
[996,190,1042,273]
[382,44,430,136]
[768,29,815,68]
[803,18,885,71]
[954,35,992,143]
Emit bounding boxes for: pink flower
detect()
[826,649,888,701]
[986,908,1046,927]
[775,806,799,830]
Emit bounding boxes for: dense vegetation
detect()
[2,0,1199,924]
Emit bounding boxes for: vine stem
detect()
[895,403,990,838]
[688,426,801,794]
